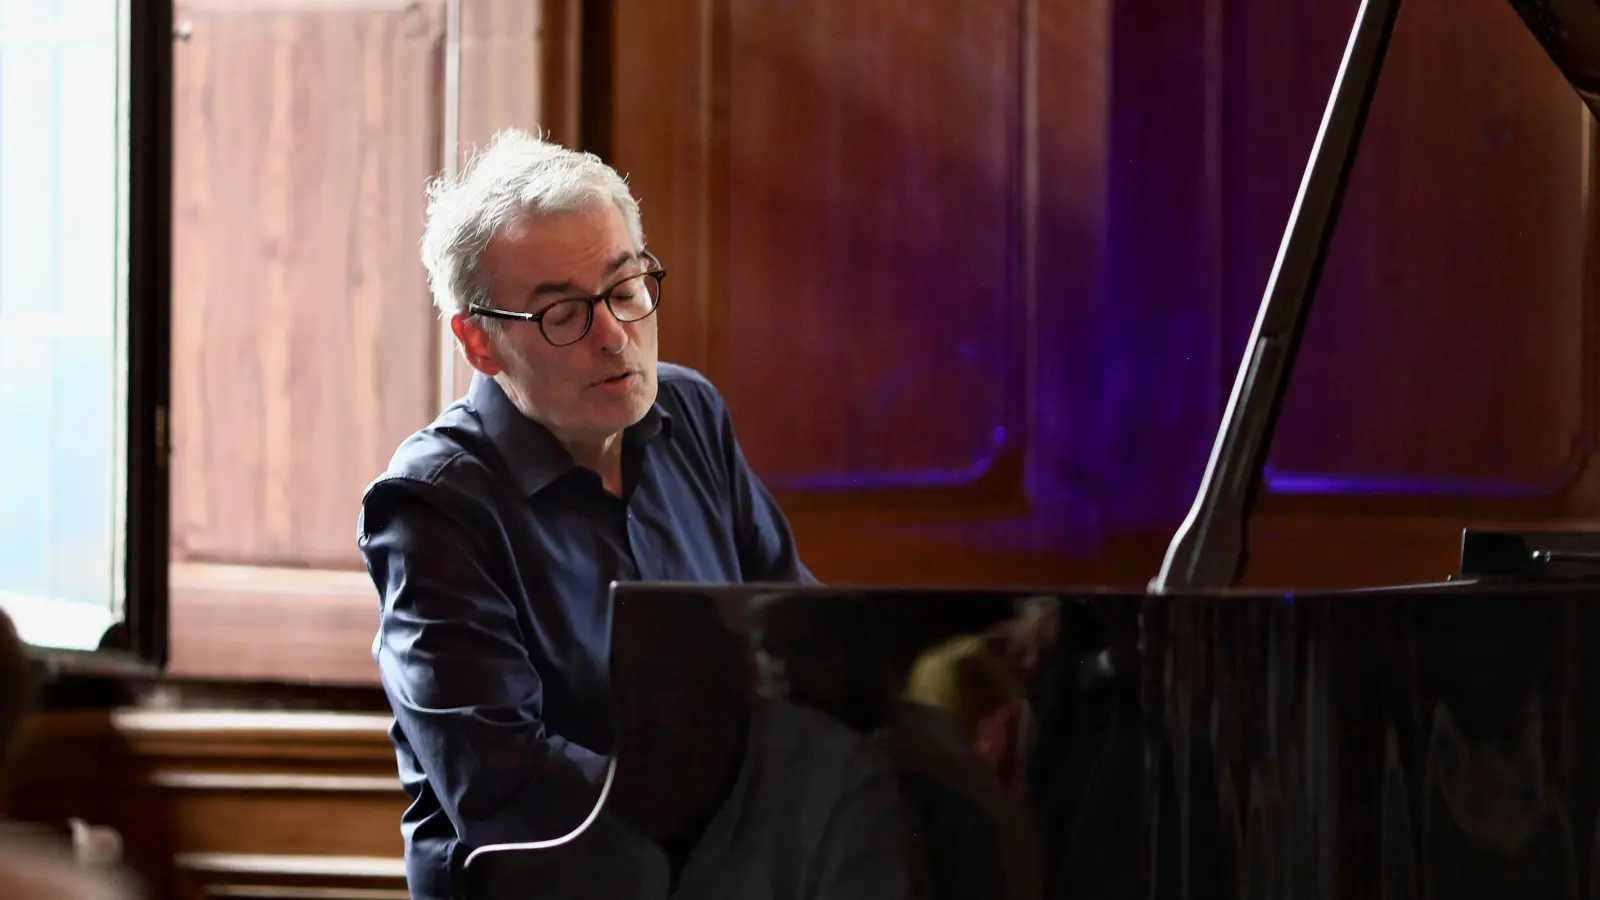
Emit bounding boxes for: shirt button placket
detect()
[626,506,656,581]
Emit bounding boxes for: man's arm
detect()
[710,395,818,585]
[360,480,610,849]
[809,749,915,900]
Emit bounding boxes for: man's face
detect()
[452,202,659,445]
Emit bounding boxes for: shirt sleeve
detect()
[809,748,916,900]
[359,480,611,849]
[710,391,818,585]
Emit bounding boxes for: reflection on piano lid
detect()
[462,583,1145,900]
[600,583,1145,900]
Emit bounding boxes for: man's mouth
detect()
[596,371,635,386]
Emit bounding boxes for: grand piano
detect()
[1141,0,1600,897]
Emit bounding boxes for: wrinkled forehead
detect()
[483,204,639,292]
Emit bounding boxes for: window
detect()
[0,0,169,668]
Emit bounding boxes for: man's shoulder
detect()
[655,362,728,416]
[652,363,738,462]
[362,401,501,511]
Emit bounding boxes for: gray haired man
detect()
[358,130,909,900]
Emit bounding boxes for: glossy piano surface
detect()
[596,582,1150,900]
[1148,579,1600,900]
[465,582,1144,900]
[705,579,1600,900]
[459,579,1600,900]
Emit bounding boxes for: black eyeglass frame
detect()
[466,250,666,347]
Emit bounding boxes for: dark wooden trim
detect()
[539,0,584,148]
[124,0,176,670]
[576,0,613,155]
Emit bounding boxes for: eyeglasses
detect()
[467,251,666,347]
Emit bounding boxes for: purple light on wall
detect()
[1263,467,1553,499]
[766,424,1009,492]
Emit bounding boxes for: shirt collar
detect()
[467,372,672,498]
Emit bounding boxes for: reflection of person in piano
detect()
[747,593,1041,900]
[905,595,1063,789]
[356,128,816,900]
[609,593,913,900]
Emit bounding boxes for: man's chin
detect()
[608,380,657,422]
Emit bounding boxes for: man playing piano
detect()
[357,129,905,900]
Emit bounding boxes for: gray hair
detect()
[419,128,645,321]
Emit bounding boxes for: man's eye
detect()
[545,303,579,325]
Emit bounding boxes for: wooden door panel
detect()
[170,0,446,570]
[168,0,448,679]
[166,1,584,682]
[717,2,1022,491]
[610,0,1122,584]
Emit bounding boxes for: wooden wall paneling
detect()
[167,0,442,684]
[166,564,381,683]
[161,0,684,684]
[448,0,556,398]
[7,710,406,900]
[1222,0,1600,587]
[456,0,543,164]
[609,0,718,376]
[538,0,585,151]
[713,3,1026,507]
[135,710,408,899]
[168,0,446,571]
[609,0,1147,586]
[1100,0,1231,535]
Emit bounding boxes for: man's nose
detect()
[588,300,630,353]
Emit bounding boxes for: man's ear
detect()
[450,313,504,376]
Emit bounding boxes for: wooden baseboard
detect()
[175,852,409,899]
[9,708,407,900]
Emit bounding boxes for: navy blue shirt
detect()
[358,363,813,900]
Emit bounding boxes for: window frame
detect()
[25,0,172,677]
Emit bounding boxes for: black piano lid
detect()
[1150,0,1403,593]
